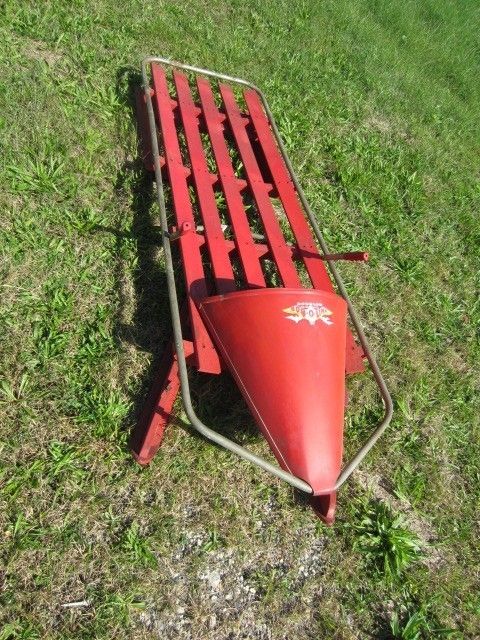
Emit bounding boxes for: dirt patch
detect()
[363,112,414,143]
[364,114,392,134]
[23,38,63,66]
[135,517,330,640]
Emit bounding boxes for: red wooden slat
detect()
[196,77,266,289]
[219,84,302,288]
[151,63,220,374]
[244,89,332,291]
[244,89,365,374]
[173,71,236,295]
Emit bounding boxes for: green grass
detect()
[0,0,479,638]
[351,500,423,581]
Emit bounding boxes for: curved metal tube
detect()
[141,56,393,494]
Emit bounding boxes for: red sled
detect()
[130,57,393,524]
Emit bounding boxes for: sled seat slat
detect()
[196,76,266,289]
[220,83,302,289]
[174,71,237,295]
[243,89,333,291]
[151,64,221,373]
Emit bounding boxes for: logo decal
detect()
[283,302,333,326]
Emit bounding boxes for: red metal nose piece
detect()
[199,288,347,496]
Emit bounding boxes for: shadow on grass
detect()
[110,65,259,449]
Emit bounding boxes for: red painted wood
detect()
[244,89,332,291]
[219,83,302,288]
[151,63,220,373]
[196,77,266,288]
[244,89,365,374]
[173,71,236,294]
[130,344,180,465]
[130,340,195,465]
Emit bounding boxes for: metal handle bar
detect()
[141,56,393,494]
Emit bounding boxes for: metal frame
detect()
[140,56,393,494]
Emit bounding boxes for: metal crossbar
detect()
[137,55,393,495]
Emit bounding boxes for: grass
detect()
[351,501,423,580]
[0,0,479,638]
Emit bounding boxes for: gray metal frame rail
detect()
[141,56,393,495]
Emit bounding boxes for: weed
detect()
[47,440,89,482]
[2,458,46,499]
[0,623,40,640]
[201,527,225,552]
[8,155,65,195]
[389,605,460,639]
[0,374,29,403]
[249,567,291,603]
[352,501,422,579]
[120,521,157,568]
[5,512,48,553]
